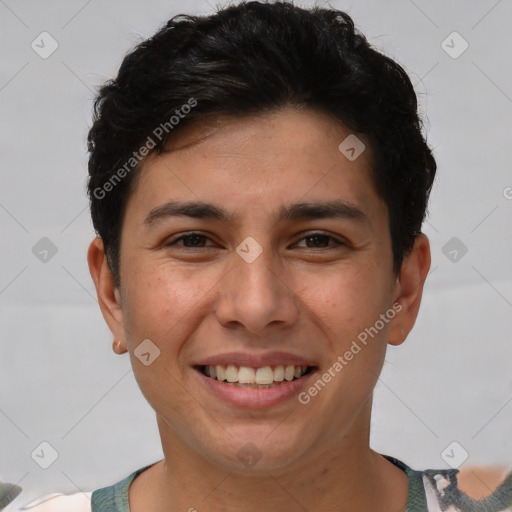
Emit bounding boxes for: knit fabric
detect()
[91,455,512,511]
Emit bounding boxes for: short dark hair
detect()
[87,1,436,286]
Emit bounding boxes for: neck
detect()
[130,406,409,512]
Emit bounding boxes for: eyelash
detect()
[165,232,347,250]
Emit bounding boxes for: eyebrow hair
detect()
[279,200,369,224]
[144,201,231,225]
[144,200,370,227]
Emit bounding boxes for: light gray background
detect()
[1,0,511,503]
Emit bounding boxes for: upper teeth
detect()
[204,365,308,384]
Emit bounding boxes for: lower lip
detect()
[195,368,316,409]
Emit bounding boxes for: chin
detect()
[204,425,311,472]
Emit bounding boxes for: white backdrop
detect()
[1,0,511,503]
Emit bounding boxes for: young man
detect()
[14,2,511,511]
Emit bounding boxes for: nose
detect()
[214,248,299,335]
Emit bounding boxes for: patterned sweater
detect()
[7,455,512,511]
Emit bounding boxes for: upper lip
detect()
[193,351,318,368]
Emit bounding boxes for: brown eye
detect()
[304,234,331,248]
[166,233,213,248]
[295,233,346,249]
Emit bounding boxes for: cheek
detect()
[120,261,218,347]
[299,266,392,338]
[307,271,392,393]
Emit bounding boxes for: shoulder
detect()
[7,492,92,512]
[421,465,512,512]
[6,463,157,512]
[383,455,512,512]
[456,465,511,499]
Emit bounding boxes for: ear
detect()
[388,234,431,346]
[87,237,128,354]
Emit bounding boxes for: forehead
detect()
[126,107,384,223]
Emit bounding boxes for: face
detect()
[89,107,429,473]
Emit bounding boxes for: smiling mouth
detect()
[196,364,316,389]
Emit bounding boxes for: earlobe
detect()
[388,234,431,346]
[87,237,126,347]
[112,339,128,355]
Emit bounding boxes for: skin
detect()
[88,107,431,512]
[457,466,511,499]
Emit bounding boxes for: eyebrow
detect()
[144,200,370,227]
